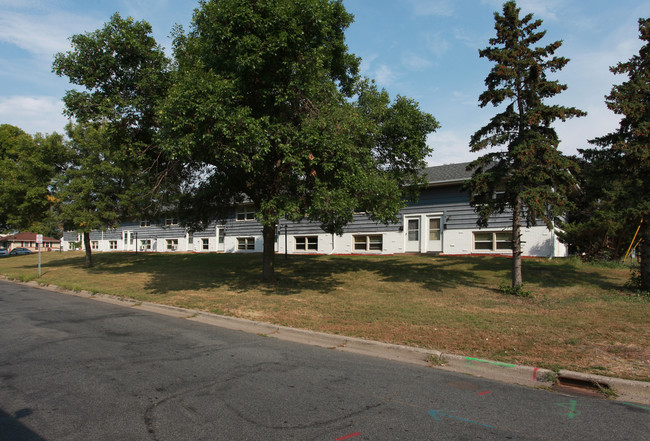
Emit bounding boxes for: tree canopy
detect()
[0,124,67,237]
[52,13,180,219]
[56,122,130,267]
[465,0,585,289]
[588,18,650,290]
[159,0,439,281]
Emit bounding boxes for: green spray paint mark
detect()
[465,357,515,368]
[621,402,650,411]
[556,400,580,419]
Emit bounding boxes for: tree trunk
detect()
[512,196,523,288]
[640,214,650,291]
[83,231,93,268]
[262,224,276,283]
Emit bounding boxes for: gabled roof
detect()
[422,162,474,185]
[2,232,60,242]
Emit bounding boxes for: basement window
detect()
[295,236,318,251]
[473,231,512,251]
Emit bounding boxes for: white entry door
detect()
[405,217,421,252]
[123,231,134,251]
[427,216,442,252]
[217,227,225,251]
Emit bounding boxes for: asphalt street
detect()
[0,280,648,440]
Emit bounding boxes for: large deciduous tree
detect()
[52,13,179,226]
[56,123,128,267]
[160,0,438,282]
[589,18,650,290]
[0,124,67,236]
[466,1,585,289]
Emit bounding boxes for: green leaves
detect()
[0,125,67,235]
[467,1,584,287]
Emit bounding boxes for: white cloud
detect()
[373,65,397,87]
[402,52,432,71]
[479,0,563,21]
[0,11,100,59]
[424,32,450,57]
[426,130,478,166]
[408,0,454,17]
[358,53,378,77]
[0,96,68,135]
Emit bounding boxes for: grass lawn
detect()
[1,251,648,381]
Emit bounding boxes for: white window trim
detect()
[353,234,383,252]
[166,239,178,251]
[236,206,256,222]
[294,236,318,251]
[237,237,255,251]
[473,231,513,252]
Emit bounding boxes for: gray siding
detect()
[63,183,515,241]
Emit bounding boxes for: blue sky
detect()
[1,0,648,165]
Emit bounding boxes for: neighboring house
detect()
[60,162,567,258]
[0,232,61,251]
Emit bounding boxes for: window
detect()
[295,236,318,251]
[140,239,152,251]
[236,206,255,221]
[188,234,193,244]
[474,231,512,251]
[166,239,178,251]
[407,219,419,241]
[354,235,382,251]
[202,238,209,250]
[91,241,99,250]
[493,182,506,200]
[237,237,255,250]
[140,220,151,227]
[109,241,118,250]
[218,229,225,244]
[165,218,178,226]
[429,218,441,241]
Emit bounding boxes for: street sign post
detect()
[36,234,43,277]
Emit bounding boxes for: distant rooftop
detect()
[422,162,474,185]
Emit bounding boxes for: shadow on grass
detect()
[35,252,623,296]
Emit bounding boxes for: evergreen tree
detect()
[557,153,637,261]
[589,18,650,290]
[466,1,585,289]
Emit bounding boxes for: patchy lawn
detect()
[1,251,648,381]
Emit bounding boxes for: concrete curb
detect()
[11,278,650,406]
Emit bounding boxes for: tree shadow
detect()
[39,252,624,297]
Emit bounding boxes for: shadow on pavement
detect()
[0,408,48,441]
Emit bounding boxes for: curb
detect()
[11,279,650,406]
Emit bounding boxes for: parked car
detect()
[9,247,33,256]
[0,248,8,257]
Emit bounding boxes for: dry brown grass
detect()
[1,251,648,381]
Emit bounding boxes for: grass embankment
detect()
[1,251,648,381]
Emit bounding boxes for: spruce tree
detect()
[590,18,650,290]
[466,1,585,289]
